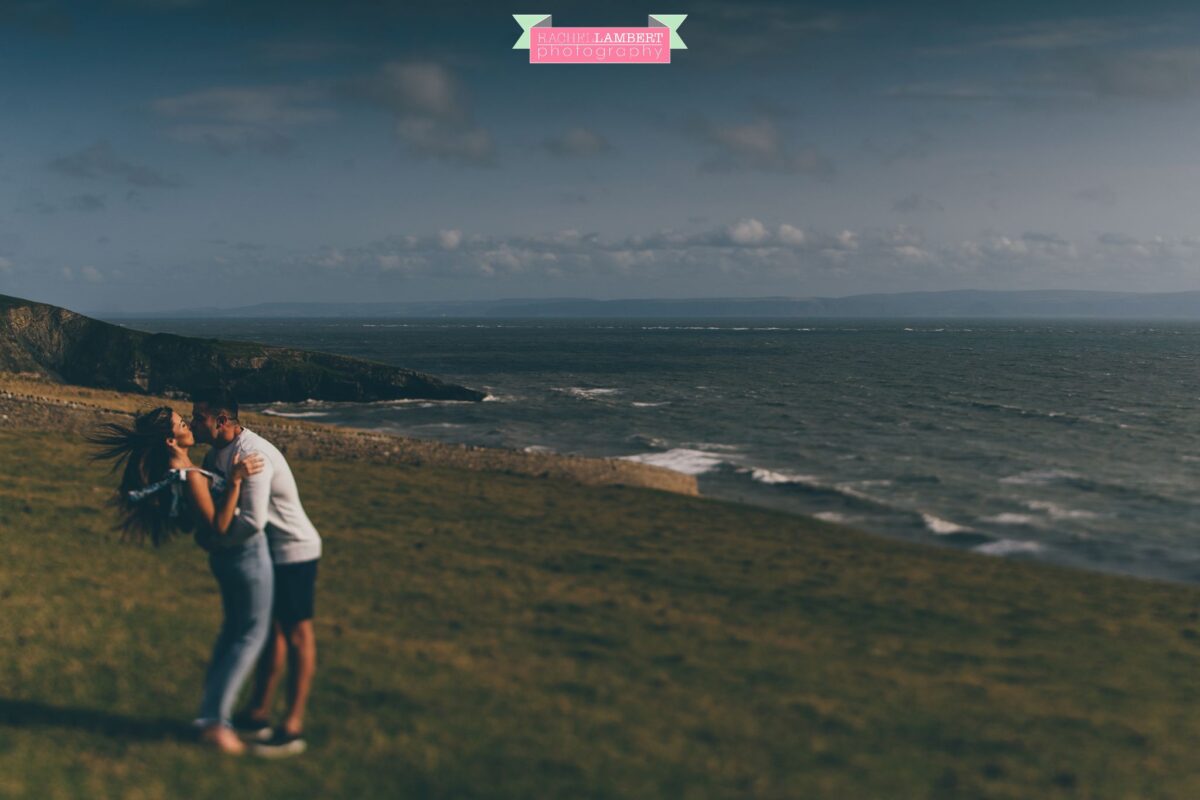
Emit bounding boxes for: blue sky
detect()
[2,0,1200,311]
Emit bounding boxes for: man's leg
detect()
[243,622,287,723]
[281,619,317,735]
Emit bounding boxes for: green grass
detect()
[2,429,1200,798]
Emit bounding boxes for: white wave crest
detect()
[974,539,1044,556]
[261,409,330,419]
[1023,500,1099,519]
[620,448,726,475]
[553,387,621,400]
[981,513,1041,526]
[749,468,821,486]
[999,469,1082,486]
[921,513,973,535]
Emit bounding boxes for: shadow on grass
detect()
[0,698,190,741]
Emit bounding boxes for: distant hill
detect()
[99,290,1200,319]
[0,293,484,402]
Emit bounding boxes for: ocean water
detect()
[125,318,1200,584]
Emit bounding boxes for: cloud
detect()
[438,229,462,250]
[1050,47,1200,100]
[34,218,1200,295]
[899,25,1200,105]
[1096,231,1197,260]
[153,84,334,126]
[686,114,833,177]
[287,219,915,284]
[81,265,103,282]
[727,218,769,245]
[343,61,495,166]
[167,124,296,156]
[892,193,944,213]
[48,142,180,188]
[0,257,13,274]
[153,83,334,155]
[542,127,613,157]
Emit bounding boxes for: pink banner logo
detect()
[513,14,687,65]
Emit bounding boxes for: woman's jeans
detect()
[195,533,273,728]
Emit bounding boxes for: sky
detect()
[2,0,1200,312]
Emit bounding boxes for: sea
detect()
[123,317,1200,585]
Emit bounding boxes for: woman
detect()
[89,406,269,755]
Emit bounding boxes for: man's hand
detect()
[230,452,266,484]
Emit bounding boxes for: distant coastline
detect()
[92,289,1200,320]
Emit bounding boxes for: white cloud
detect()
[778,224,807,246]
[438,229,463,250]
[346,61,495,166]
[688,115,834,177]
[727,218,769,245]
[81,265,103,282]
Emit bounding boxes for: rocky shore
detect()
[0,293,484,402]
[0,372,698,496]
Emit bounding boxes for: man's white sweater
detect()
[204,427,322,564]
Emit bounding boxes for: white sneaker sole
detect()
[251,739,307,759]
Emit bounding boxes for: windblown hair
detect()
[87,406,182,546]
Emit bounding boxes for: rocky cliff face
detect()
[0,294,485,402]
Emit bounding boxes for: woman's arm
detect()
[184,454,264,536]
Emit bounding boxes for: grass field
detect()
[3,429,1200,798]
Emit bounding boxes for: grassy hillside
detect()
[2,429,1200,798]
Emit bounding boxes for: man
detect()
[191,391,321,758]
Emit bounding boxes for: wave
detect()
[980,512,1041,526]
[921,512,973,535]
[631,401,671,408]
[814,511,853,524]
[965,400,1113,427]
[261,409,330,419]
[974,539,1044,556]
[619,448,728,475]
[999,468,1084,486]
[1023,500,1099,520]
[749,467,821,486]
[739,468,900,512]
[627,434,669,450]
[552,387,621,400]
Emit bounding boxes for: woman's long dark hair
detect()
[87,406,181,546]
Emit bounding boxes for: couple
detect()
[89,390,320,757]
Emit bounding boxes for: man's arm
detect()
[225,450,273,542]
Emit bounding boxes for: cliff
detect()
[0,293,485,402]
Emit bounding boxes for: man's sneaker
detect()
[251,730,307,758]
[230,712,273,742]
